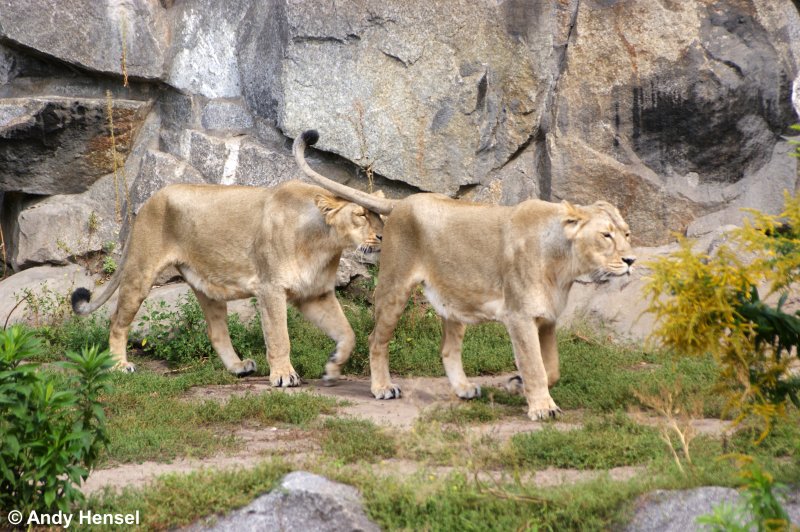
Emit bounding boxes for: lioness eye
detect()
[602,232,612,238]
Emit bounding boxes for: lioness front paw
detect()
[372,384,402,400]
[270,371,301,388]
[455,383,481,400]
[527,397,562,421]
[232,359,257,377]
[113,361,136,373]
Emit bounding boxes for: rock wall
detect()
[0,0,798,279]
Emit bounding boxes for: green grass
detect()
[348,470,652,531]
[104,389,337,464]
[51,365,338,464]
[505,412,665,470]
[553,334,720,414]
[320,418,397,464]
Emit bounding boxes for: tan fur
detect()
[294,131,635,419]
[72,181,383,386]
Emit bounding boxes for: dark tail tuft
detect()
[71,287,92,314]
[301,129,319,146]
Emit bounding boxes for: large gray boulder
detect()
[0,0,167,80]
[127,149,206,215]
[549,0,800,245]
[0,97,152,195]
[195,471,379,532]
[164,1,250,99]
[277,0,546,195]
[1,175,121,271]
[625,486,800,531]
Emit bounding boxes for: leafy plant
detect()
[0,326,114,517]
[137,295,217,365]
[645,192,800,437]
[102,255,117,275]
[697,459,791,532]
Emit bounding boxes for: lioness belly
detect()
[178,265,255,301]
[423,285,504,324]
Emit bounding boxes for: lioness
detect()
[71,181,383,386]
[293,130,635,419]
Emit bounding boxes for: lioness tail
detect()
[292,129,395,215]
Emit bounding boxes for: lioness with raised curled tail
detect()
[71,181,383,386]
[293,130,635,420]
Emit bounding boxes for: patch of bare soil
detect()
[183,374,524,430]
[81,426,319,496]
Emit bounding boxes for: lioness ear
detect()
[372,189,385,199]
[562,201,588,240]
[315,194,345,222]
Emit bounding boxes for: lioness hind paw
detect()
[456,384,481,400]
[321,374,339,387]
[372,385,402,400]
[272,372,301,388]
[114,361,136,373]
[233,359,257,377]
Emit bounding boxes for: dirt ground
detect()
[81,373,727,495]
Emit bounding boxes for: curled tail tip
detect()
[301,129,319,146]
[71,287,92,314]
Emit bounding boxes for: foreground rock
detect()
[625,486,800,531]
[193,471,379,532]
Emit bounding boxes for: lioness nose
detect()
[622,257,636,266]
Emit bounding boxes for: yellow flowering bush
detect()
[645,192,800,439]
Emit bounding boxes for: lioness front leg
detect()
[505,318,561,420]
[505,320,559,394]
[296,291,355,385]
[194,290,256,376]
[441,319,481,399]
[258,290,300,387]
[538,320,560,388]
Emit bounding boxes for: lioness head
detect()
[315,194,384,253]
[564,200,636,281]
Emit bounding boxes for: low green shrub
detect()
[0,326,113,517]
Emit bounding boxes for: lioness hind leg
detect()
[296,292,355,385]
[441,319,480,399]
[369,279,416,400]
[194,290,256,377]
[505,318,561,420]
[258,290,300,388]
[109,271,160,373]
